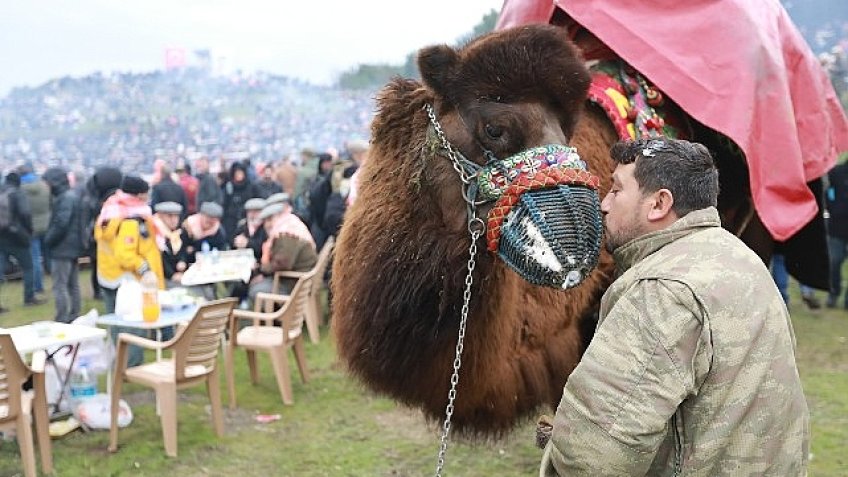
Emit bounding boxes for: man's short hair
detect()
[609,138,719,216]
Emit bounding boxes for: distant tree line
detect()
[338,9,499,90]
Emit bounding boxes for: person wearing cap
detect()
[43,167,85,323]
[231,198,267,261]
[228,198,267,303]
[248,202,317,300]
[152,201,188,286]
[180,201,228,265]
[94,174,164,367]
[264,192,290,207]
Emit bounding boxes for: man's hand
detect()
[141,270,157,284]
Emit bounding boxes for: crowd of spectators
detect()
[0,68,376,176]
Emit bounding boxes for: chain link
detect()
[434,226,481,477]
[425,104,474,185]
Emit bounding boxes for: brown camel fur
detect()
[331,25,616,436]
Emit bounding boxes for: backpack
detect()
[0,188,13,230]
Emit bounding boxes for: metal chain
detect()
[424,102,486,477]
[435,225,482,477]
[425,104,474,185]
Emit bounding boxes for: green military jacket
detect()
[541,207,809,476]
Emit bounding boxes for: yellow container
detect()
[142,290,160,322]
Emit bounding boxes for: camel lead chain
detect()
[434,227,481,477]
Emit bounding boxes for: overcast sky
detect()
[0,0,504,96]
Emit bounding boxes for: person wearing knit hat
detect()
[94,172,163,368]
[120,175,150,196]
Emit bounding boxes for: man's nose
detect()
[600,194,611,214]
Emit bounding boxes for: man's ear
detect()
[646,189,675,222]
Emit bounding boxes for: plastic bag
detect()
[51,309,112,375]
[115,278,143,321]
[72,393,133,429]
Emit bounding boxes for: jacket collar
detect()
[612,207,721,273]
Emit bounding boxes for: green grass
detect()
[1,271,846,476]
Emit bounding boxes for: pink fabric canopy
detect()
[498,0,848,241]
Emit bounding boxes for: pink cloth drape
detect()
[498,0,848,240]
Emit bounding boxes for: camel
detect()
[331,12,845,436]
[331,25,616,436]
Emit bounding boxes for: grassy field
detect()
[1,270,846,476]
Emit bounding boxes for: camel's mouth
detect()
[484,147,603,289]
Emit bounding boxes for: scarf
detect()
[97,191,153,225]
[152,214,183,252]
[260,211,315,265]
[183,213,220,240]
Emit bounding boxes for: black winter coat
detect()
[43,175,85,259]
[0,186,32,248]
[222,180,259,241]
[150,177,188,215]
[196,173,223,207]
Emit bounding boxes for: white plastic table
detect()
[4,322,107,355]
[2,322,107,414]
[180,249,256,286]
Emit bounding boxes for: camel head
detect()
[332,24,608,436]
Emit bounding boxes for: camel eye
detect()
[484,124,504,140]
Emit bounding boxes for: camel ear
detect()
[418,44,459,96]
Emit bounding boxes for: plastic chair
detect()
[272,236,334,343]
[226,270,313,408]
[108,298,237,457]
[0,334,53,477]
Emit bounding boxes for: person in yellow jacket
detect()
[94,175,164,367]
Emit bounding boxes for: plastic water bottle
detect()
[69,363,97,407]
[201,240,211,260]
